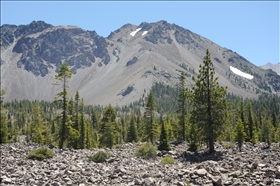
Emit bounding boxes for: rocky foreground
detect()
[1,142,280,186]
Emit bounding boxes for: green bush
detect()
[135,142,157,159]
[28,147,55,161]
[272,146,280,151]
[223,142,235,149]
[160,156,175,165]
[87,151,111,163]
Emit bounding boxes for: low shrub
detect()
[272,146,280,151]
[87,151,111,163]
[223,142,235,149]
[28,147,55,160]
[160,156,175,165]
[135,142,157,159]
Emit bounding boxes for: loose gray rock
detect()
[1,142,280,185]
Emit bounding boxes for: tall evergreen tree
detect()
[29,102,46,144]
[234,117,246,152]
[127,111,138,142]
[144,92,157,143]
[190,49,227,153]
[99,104,119,148]
[91,109,98,130]
[79,98,85,149]
[177,71,188,141]
[53,61,73,149]
[0,88,9,143]
[262,118,274,148]
[74,91,80,131]
[158,114,171,151]
[247,101,254,141]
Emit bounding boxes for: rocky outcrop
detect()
[126,57,138,66]
[1,142,280,186]
[1,21,53,48]
[3,21,110,76]
[143,21,173,45]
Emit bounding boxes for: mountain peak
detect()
[1,20,280,105]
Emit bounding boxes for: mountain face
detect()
[260,62,280,75]
[1,20,280,106]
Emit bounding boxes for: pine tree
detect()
[74,91,80,132]
[127,111,138,142]
[29,102,46,144]
[158,114,171,151]
[0,88,9,143]
[79,98,85,149]
[262,118,274,148]
[91,109,98,130]
[247,101,254,141]
[190,49,228,153]
[99,104,119,148]
[251,126,258,145]
[144,92,157,143]
[234,117,246,152]
[53,61,73,149]
[177,71,188,141]
[187,120,200,152]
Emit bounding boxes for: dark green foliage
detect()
[135,142,157,159]
[126,111,138,143]
[158,115,171,151]
[144,92,157,143]
[160,156,175,165]
[87,151,111,163]
[0,88,9,144]
[79,98,85,149]
[233,117,246,152]
[29,103,46,144]
[247,101,254,141]
[261,118,274,148]
[151,82,179,113]
[177,71,188,141]
[53,61,73,149]
[187,122,200,152]
[190,49,228,153]
[28,147,55,160]
[99,104,120,148]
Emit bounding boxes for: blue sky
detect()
[1,1,279,66]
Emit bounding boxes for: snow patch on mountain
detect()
[230,66,254,80]
[130,28,142,36]
[142,31,148,36]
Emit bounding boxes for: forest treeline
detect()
[1,50,279,153]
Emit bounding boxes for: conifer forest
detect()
[1,50,280,153]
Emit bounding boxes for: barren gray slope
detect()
[1,20,280,106]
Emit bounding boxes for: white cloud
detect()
[130,28,142,37]
[230,66,254,80]
[142,31,148,36]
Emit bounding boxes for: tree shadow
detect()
[178,150,225,163]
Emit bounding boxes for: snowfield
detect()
[130,28,142,36]
[230,66,254,80]
[142,31,148,36]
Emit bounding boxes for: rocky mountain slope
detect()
[1,142,280,185]
[260,62,280,75]
[1,20,280,106]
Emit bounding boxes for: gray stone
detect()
[177,181,185,186]
[2,177,12,183]
[88,176,97,183]
[195,168,208,177]
[144,177,155,186]
[134,178,143,185]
